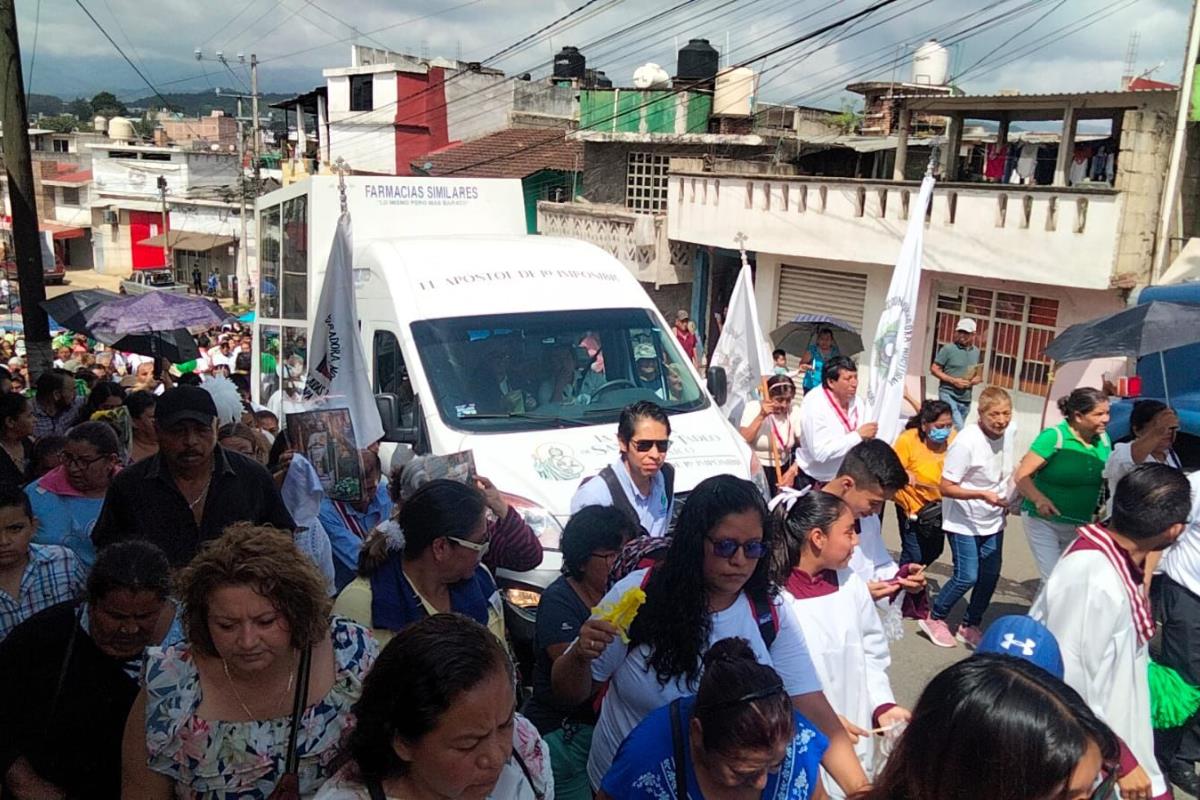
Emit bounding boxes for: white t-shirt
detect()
[739,401,803,467]
[847,513,898,583]
[1103,442,1180,517]
[941,423,1016,537]
[1161,472,1200,597]
[586,567,822,788]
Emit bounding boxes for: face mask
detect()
[928,427,951,443]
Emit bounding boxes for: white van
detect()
[253,176,763,588]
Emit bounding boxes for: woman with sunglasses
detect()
[856,654,1119,800]
[553,474,867,795]
[570,401,674,537]
[599,636,828,799]
[740,375,804,495]
[333,479,503,646]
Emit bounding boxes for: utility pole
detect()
[156,176,171,272]
[0,0,51,378]
[251,54,261,190]
[1153,0,1200,282]
[236,96,246,306]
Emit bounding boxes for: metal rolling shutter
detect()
[775,264,868,332]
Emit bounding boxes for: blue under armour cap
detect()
[976,615,1065,680]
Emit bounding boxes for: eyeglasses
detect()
[446,534,491,557]
[707,537,770,560]
[695,681,785,712]
[631,439,670,453]
[62,452,108,468]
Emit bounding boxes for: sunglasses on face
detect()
[446,534,491,557]
[630,439,670,453]
[707,537,769,559]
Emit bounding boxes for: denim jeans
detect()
[931,530,1004,627]
[938,386,972,431]
[896,504,944,567]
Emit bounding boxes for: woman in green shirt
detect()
[1015,387,1111,581]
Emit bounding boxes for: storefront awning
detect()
[138,231,235,251]
[0,217,86,239]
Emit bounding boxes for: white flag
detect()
[302,212,385,448]
[710,261,773,424]
[867,174,935,443]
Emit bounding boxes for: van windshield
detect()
[411,308,708,432]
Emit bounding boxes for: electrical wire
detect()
[952,0,1068,82]
[25,0,41,106]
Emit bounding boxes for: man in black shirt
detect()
[92,386,293,567]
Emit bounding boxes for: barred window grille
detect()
[625,152,670,212]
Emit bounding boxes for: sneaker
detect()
[956,625,983,649]
[918,617,958,648]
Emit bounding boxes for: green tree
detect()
[832,102,863,135]
[67,97,94,120]
[38,115,78,133]
[90,91,127,117]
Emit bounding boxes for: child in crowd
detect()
[776,490,909,795]
[0,484,85,641]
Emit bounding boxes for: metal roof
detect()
[898,88,1177,121]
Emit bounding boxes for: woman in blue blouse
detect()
[599,636,828,800]
[800,329,840,395]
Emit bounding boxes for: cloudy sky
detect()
[15,0,1193,107]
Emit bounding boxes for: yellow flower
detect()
[593,587,647,643]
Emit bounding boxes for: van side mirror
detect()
[375,393,417,444]
[706,367,727,407]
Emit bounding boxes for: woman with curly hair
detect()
[120,524,377,799]
[551,474,864,794]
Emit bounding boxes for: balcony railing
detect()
[537,201,694,287]
[667,171,1125,291]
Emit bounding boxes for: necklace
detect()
[183,476,212,511]
[222,654,296,720]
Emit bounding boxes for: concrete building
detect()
[320,45,576,176]
[665,88,1179,449]
[88,140,253,292]
[158,110,240,151]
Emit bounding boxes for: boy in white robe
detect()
[1031,463,1192,800]
[822,440,926,609]
[777,489,909,796]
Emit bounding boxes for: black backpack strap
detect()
[750,593,778,649]
[365,778,387,800]
[669,698,688,800]
[510,746,546,800]
[598,465,641,529]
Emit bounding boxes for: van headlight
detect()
[502,492,563,550]
[749,455,770,500]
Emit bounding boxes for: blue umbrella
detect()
[87,291,233,337]
[770,313,863,357]
[238,310,256,324]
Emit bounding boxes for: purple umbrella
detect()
[87,292,233,337]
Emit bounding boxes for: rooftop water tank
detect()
[107,116,136,143]
[912,39,950,86]
[93,115,108,133]
[677,38,720,84]
[632,63,670,90]
[553,46,585,80]
[713,67,756,117]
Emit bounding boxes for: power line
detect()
[198,0,266,51]
[25,0,41,106]
[952,0,1068,81]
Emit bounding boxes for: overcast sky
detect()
[15,0,1193,107]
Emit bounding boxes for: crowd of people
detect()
[0,312,1194,800]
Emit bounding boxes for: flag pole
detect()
[334,157,349,215]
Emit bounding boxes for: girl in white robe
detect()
[775,490,910,797]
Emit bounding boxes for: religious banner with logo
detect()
[867,174,935,443]
[710,259,774,425]
[302,211,385,448]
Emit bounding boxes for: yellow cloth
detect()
[331,575,506,647]
[892,427,953,517]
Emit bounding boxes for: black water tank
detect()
[553,46,586,80]
[677,38,719,83]
[594,70,613,89]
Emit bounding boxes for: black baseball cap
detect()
[155,386,218,427]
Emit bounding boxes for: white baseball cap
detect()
[955,318,977,333]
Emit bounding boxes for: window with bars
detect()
[625,152,670,212]
[931,285,1059,397]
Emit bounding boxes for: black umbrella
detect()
[770,313,863,356]
[93,328,199,364]
[40,289,120,332]
[1042,301,1200,406]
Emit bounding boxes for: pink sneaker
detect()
[956,625,983,649]
[918,618,958,648]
